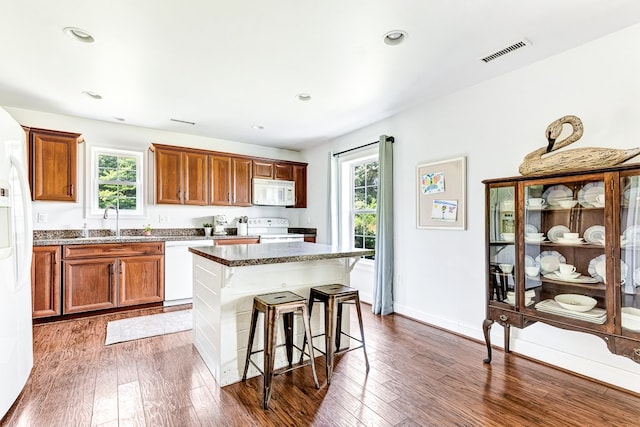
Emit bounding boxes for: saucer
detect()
[555,237,585,245]
[555,271,581,279]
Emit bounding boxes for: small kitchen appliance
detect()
[214,214,227,234]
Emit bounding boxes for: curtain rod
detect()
[332,136,394,157]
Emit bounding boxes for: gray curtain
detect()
[373,135,394,315]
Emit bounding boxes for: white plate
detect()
[578,181,605,207]
[542,185,573,206]
[588,254,628,283]
[622,307,640,331]
[554,294,597,312]
[524,255,535,267]
[583,225,605,245]
[535,250,566,274]
[635,267,640,286]
[525,224,538,234]
[622,225,640,244]
[547,225,571,242]
[543,273,599,283]
[525,237,547,244]
[495,245,515,265]
[555,237,585,245]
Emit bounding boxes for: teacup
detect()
[499,263,514,274]
[563,232,580,240]
[501,233,515,242]
[527,198,546,208]
[558,199,577,209]
[525,266,540,277]
[558,263,576,275]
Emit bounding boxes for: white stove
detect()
[247,217,304,243]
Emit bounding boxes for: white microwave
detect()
[252,178,295,206]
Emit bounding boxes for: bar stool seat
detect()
[302,284,369,384]
[242,291,319,409]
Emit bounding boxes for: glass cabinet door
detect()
[620,174,640,337]
[488,185,516,305]
[522,176,608,327]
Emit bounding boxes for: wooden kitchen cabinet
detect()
[31,245,61,318]
[253,159,293,181]
[483,164,640,366]
[293,164,307,208]
[154,145,208,205]
[63,242,164,314]
[26,127,82,201]
[209,154,252,206]
[214,238,260,246]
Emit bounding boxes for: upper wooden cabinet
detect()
[154,145,208,205]
[26,127,82,202]
[209,155,252,206]
[153,143,306,207]
[253,159,294,181]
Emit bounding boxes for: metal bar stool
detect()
[242,291,319,409]
[301,284,369,384]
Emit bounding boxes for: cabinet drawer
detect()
[489,306,524,327]
[63,242,164,259]
[214,238,260,246]
[614,337,640,363]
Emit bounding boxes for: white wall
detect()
[5,107,307,231]
[300,23,640,392]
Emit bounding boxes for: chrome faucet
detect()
[103,205,120,237]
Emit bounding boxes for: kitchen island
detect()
[188,242,374,386]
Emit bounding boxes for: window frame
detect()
[88,146,145,218]
[338,147,378,262]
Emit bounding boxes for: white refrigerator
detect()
[0,107,33,418]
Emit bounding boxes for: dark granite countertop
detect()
[32,233,260,246]
[188,242,374,267]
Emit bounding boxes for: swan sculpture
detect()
[518,115,640,175]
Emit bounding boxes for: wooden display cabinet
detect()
[483,165,640,365]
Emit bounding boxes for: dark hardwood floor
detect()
[3,303,640,426]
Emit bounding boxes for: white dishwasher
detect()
[165,240,212,306]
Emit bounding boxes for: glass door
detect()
[487,184,516,306]
[522,175,609,329]
[620,173,640,338]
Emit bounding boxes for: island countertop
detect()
[188,242,374,267]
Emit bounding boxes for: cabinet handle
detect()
[499,314,508,322]
[634,348,640,357]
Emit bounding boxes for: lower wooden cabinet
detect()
[31,245,61,318]
[214,238,260,246]
[33,242,166,317]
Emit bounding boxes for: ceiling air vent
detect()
[481,39,530,63]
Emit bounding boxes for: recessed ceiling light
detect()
[296,93,312,102]
[63,27,95,43]
[252,125,264,130]
[82,91,102,99]
[383,30,407,45]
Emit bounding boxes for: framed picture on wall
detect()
[416,156,466,230]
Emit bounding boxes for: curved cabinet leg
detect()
[482,318,494,364]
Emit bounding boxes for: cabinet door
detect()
[118,255,164,306]
[209,154,231,205]
[155,148,183,204]
[232,157,253,206]
[31,246,61,318]
[521,175,610,327]
[30,129,80,201]
[253,160,274,178]
[487,184,516,306]
[275,162,293,180]
[293,164,307,208]
[64,258,117,314]
[183,151,208,205]
[619,172,640,339]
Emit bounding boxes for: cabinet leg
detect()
[482,318,493,364]
[503,322,511,354]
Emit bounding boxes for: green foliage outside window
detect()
[97,154,138,210]
[353,160,378,259]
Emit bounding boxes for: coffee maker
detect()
[214,215,227,234]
